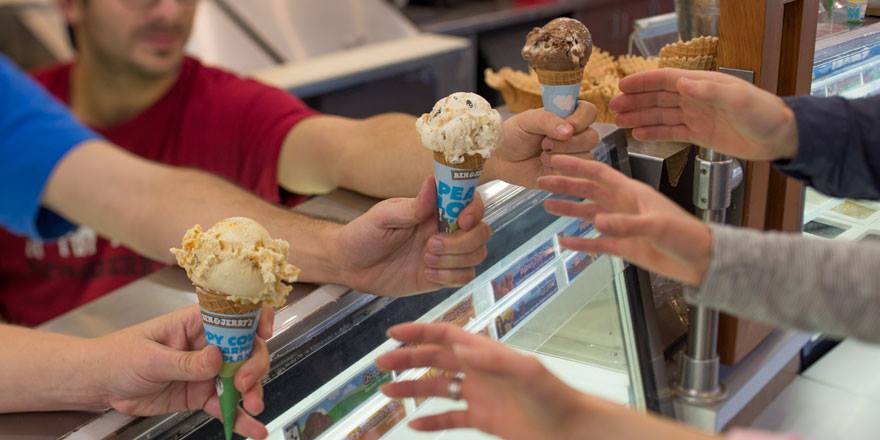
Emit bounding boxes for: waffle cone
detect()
[534,68,584,85]
[579,74,620,124]
[433,151,485,170]
[658,55,718,71]
[617,55,659,77]
[485,68,543,113]
[585,49,618,78]
[196,286,261,314]
[580,86,614,123]
[660,36,718,59]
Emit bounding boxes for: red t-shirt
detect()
[0,57,318,326]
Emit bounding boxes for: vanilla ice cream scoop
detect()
[171,217,300,306]
[416,92,502,164]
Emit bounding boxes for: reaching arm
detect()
[43,140,492,295]
[0,306,271,438]
[279,113,431,197]
[775,95,880,199]
[43,140,342,284]
[278,103,600,198]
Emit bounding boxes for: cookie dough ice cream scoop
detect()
[416,92,502,232]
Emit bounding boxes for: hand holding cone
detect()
[172,217,299,439]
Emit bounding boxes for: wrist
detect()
[66,338,113,411]
[775,102,799,161]
[296,221,346,285]
[481,156,500,183]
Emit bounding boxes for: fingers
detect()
[548,154,629,187]
[235,338,269,414]
[538,175,607,201]
[424,245,487,270]
[410,410,471,431]
[376,345,461,372]
[558,235,620,256]
[153,343,222,383]
[424,267,476,286]
[516,107,576,141]
[456,193,485,231]
[618,68,729,94]
[564,100,598,134]
[609,90,681,113]
[541,127,600,154]
[593,213,664,238]
[203,397,268,439]
[453,343,545,382]
[677,77,747,113]
[543,199,604,221]
[615,107,685,128]
[386,322,478,349]
[381,376,454,400]
[257,306,274,339]
[425,195,491,271]
[374,177,436,229]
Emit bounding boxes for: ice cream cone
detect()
[433,151,486,170]
[196,286,262,440]
[172,217,298,440]
[417,92,500,233]
[534,68,584,85]
[534,68,584,118]
[659,36,718,59]
[197,287,262,314]
[658,54,718,71]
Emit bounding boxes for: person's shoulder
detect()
[29,62,73,99]
[184,56,275,96]
[183,56,310,110]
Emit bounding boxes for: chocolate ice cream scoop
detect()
[522,17,592,71]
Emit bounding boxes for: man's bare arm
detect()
[277,104,599,199]
[278,113,432,198]
[43,140,341,284]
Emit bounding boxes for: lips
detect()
[142,31,181,49]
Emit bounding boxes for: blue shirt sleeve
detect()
[774,95,880,199]
[0,55,99,239]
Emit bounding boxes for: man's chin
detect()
[130,51,184,78]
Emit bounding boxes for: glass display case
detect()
[803,21,880,243]
[249,133,660,440]
[81,128,664,440]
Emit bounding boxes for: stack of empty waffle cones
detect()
[580,74,620,123]
[484,67,543,113]
[617,55,660,77]
[585,48,618,78]
[658,36,719,71]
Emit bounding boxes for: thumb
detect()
[368,177,435,229]
[156,344,222,383]
[517,108,573,140]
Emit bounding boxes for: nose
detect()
[150,0,184,22]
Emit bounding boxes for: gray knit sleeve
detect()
[685,224,880,343]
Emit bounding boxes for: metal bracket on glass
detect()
[674,61,752,406]
[694,157,744,212]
